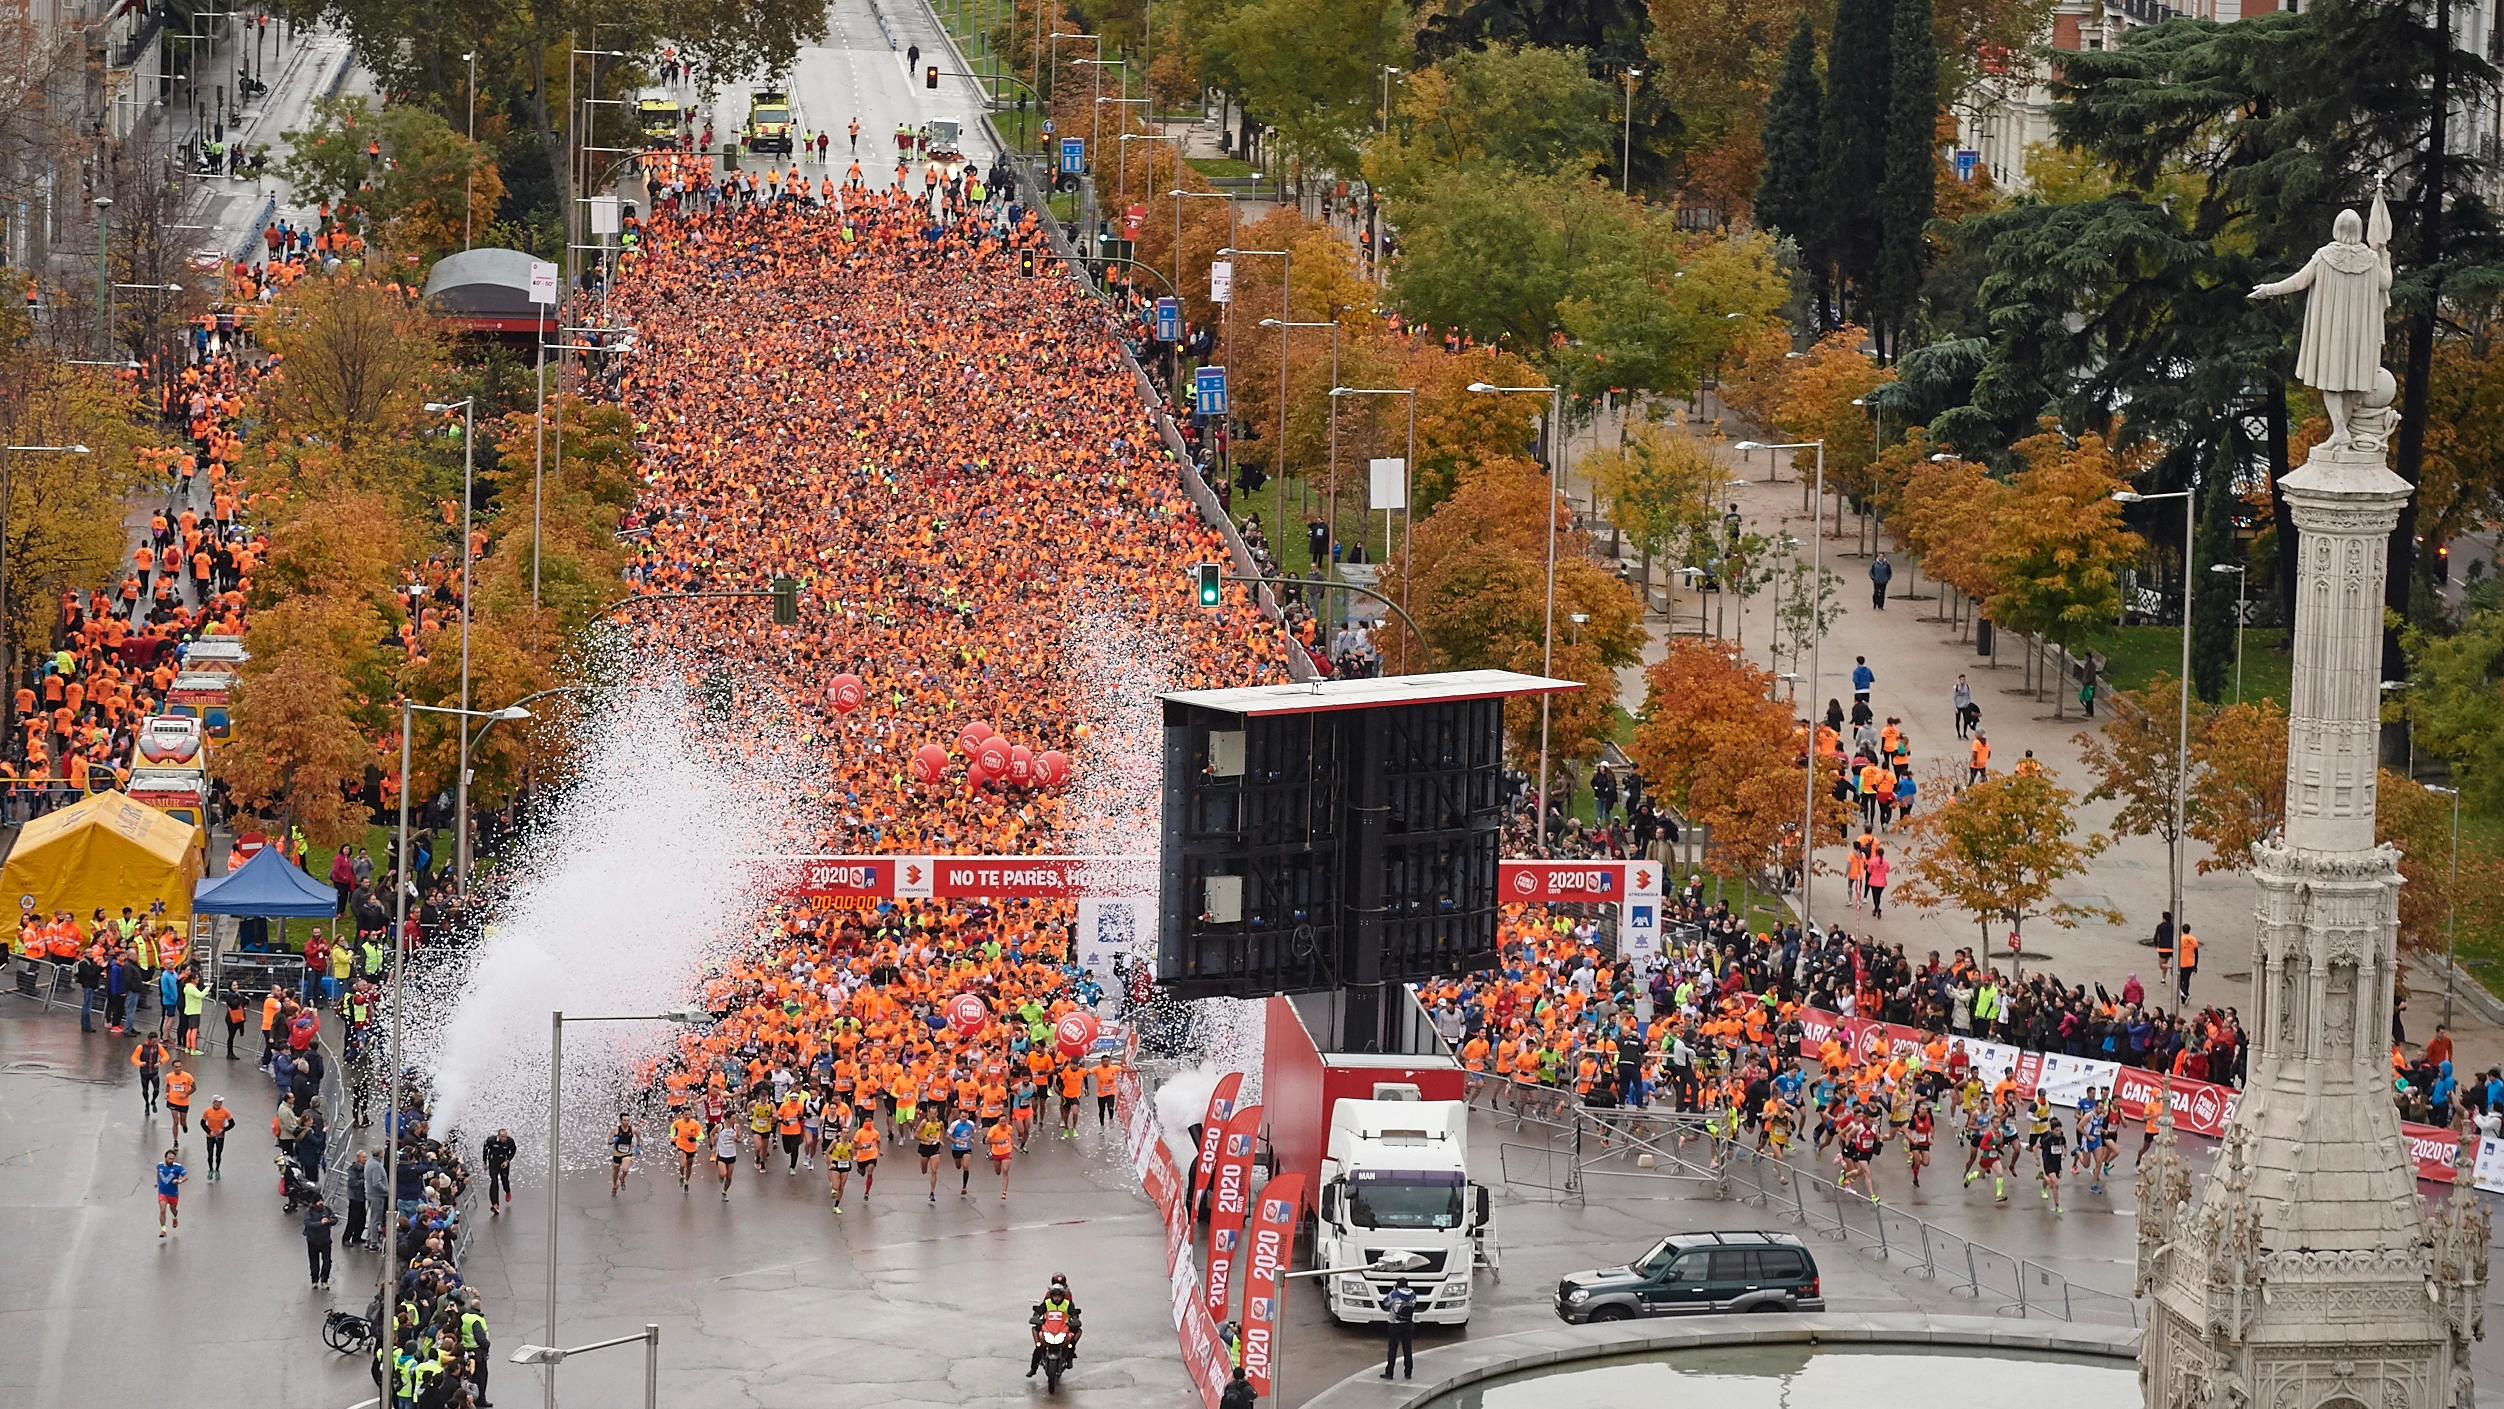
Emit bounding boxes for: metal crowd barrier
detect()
[1465,1070,2140,1327]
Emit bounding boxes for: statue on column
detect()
[2249,185,2393,452]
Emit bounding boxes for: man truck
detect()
[1261,994,1494,1325]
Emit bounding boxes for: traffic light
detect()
[770,576,799,626]
[926,65,940,89]
[1194,563,1222,607]
[1018,247,1036,277]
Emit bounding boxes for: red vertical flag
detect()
[1204,1102,1262,1322]
[1239,1172,1306,1397]
[1190,1071,1246,1207]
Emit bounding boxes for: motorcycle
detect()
[1036,1309,1075,1393]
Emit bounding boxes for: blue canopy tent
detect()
[194,847,342,981]
[194,846,340,918]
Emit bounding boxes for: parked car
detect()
[1554,1230,1823,1322]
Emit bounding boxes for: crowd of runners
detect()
[592,143,1285,1207]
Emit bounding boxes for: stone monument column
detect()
[2138,195,2486,1409]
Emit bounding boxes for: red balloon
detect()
[976,736,1012,778]
[947,992,989,1035]
[1035,750,1071,788]
[828,673,865,715]
[911,743,949,783]
[1006,744,1035,786]
[957,721,995,755]
[1054,1010,1102,1058]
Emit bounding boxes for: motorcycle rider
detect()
[1027,1274,1082,1377]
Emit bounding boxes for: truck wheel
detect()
[1588,1304,1633,1323]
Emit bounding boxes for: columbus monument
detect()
[2134,188,2488,1409]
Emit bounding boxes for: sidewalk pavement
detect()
[182,24,370,270]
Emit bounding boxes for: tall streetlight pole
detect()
[542,1007,703,1409]
[1263,316,1339,594]
[2210,561,2248,704]
[1118,132,1185,290]
[381,698,533,1394]
[0,443,91,743]
[1470,382,1566,849]
[2115,486,2197,955]
[91,196,112,358]
[424,400,480,890]
[2423,783,2462,1029]
[463,49,479,250]
[1621,68,1643,196]
[1739,439,1825,930]
[1221,247,1290,550]
[1329,386,1417,671]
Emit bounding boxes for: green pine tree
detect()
[1818,0,1895,316]
[1872,0,1936,358]
[1756,14,1825,251]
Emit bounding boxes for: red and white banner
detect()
[1497,859,1665,905]
[1795,1005,2473,1185]
[778,854,1158,901]
[1191,1073,1246,1208]
[783,854,1674,905]
[1118,1054,1238,1409]
[1239,1173,1306,1398]
[1205,1104,1262,1323]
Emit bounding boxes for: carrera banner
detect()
[1496,860,1665,905]
[775,853,1156,900]
[1191,1073,1246,1208]
[1239,1174,1306,1398]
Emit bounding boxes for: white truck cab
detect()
[1312,1092,1493,1325]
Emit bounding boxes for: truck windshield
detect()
[1347,1172,1464,1230]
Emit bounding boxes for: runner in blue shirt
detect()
[948,1114,978,1196]
[155,1150,188,1237]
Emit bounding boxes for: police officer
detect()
[1380,1279,1418,1379]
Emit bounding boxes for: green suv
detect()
[1554,1230,1824,1322]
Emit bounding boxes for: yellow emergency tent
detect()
[0,790,206,926]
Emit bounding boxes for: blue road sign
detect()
[1155,296,1180,341]
[1059,137,1085,174]
[1195,365,1228,417]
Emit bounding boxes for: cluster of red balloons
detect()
[906,719,1072,789]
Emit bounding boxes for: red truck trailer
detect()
[1261,993,1465,1191]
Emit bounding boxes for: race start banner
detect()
[778,855,1666,904]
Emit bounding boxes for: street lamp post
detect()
[1262,316,1340,601]
[1470,382,1566,849]
[512,1327,661,1409]
[2420,784,2463,1029]
[1621,68,1643,195]
[1221,247,1291,553]
[463,50,479,250]
[2114,486,2197,956]
[1738,440,1825,930]
[380,698,533,1394]
[1118,132,1185,290]
[92,196,112,358]
[424,400,481,889]
[2210,562,2248,704]
[543,1007,704,1409]
[1330,386,1418,671]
